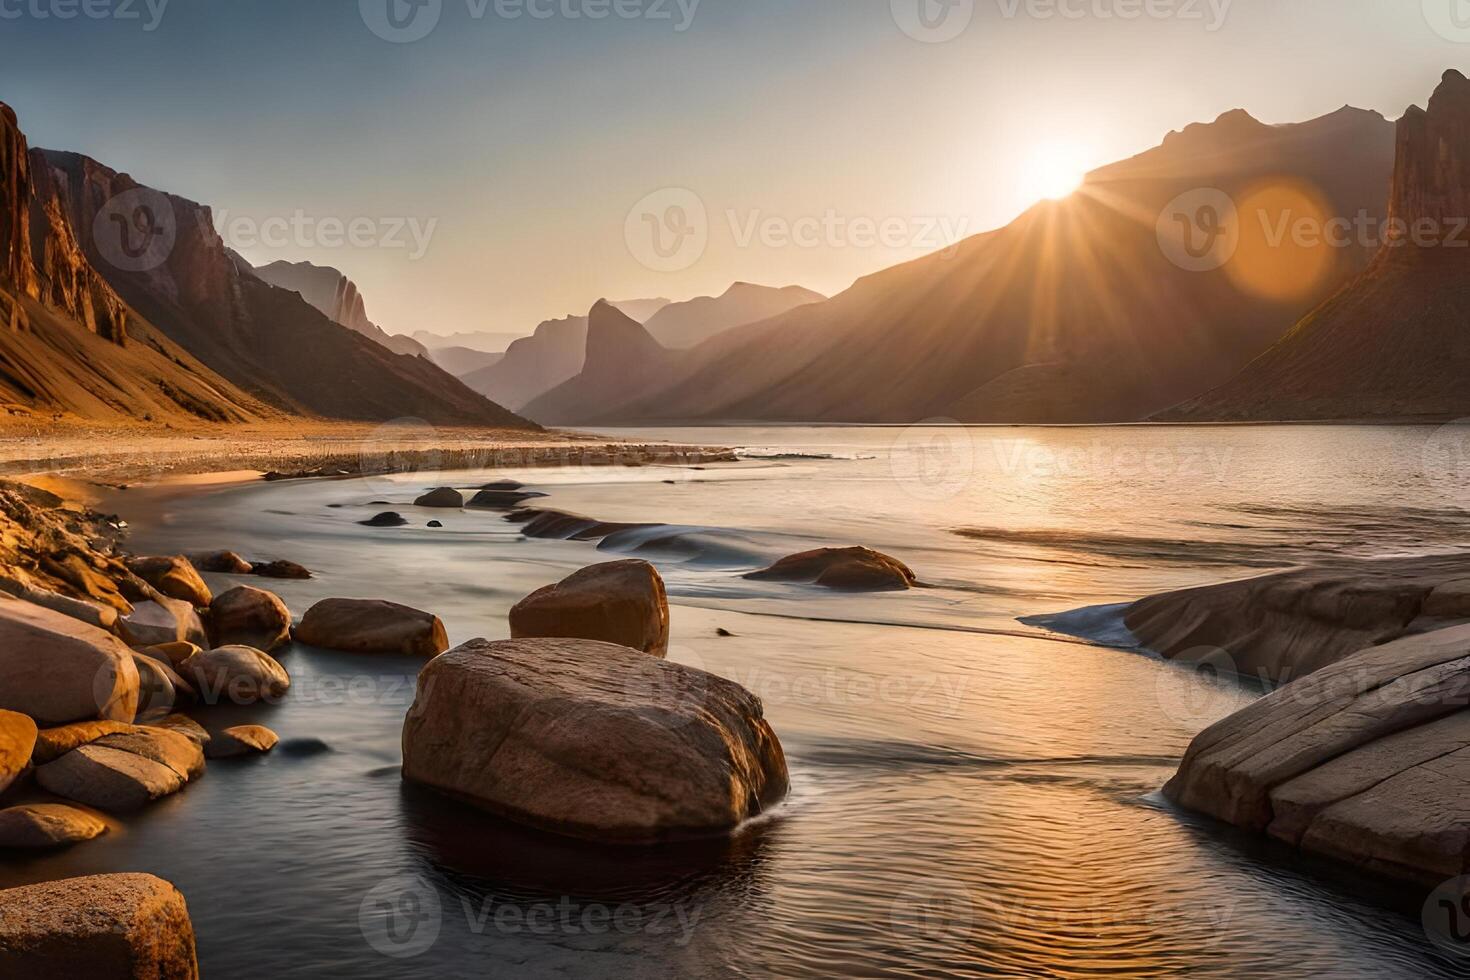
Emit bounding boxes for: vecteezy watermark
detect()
[1421,418,1470,490]
[991,438,1236,482]
[890,878,975,941]
[0,0,169,31]
[1423,0,1470,43]
[1425,876,1470,958]
[891,0,1230,42]
[625,188,709,273]
[92,187,177,274]
[889,421,976,502]
[1155,188,1240,273]
[359,0,700,43]
[360,875,443,959]
[212,209,438,261]
[1153,646,1240,728]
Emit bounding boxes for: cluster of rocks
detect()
[402,557,789,843]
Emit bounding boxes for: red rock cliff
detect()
[1386,69,1470,248]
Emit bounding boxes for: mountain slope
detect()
[600,104,1397,424]
[521,301,677,424]
[0,101,271,424]
[1161,71,1470,421]
[41,148,530,427]
[251,260,427,357]
[641,282,824,349]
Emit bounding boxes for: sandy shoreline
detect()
[0,420,733,487]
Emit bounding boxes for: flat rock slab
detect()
[36,744,186,812]
[0,803,107,848]
[33,720,136,764]
[296,598,448,657]
[0,873,198,977]
[402,637,788,843]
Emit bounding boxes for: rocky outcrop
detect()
[0,804,106,848]
[207,585,291,652]
[125,556,211,607]
[746,547,917,592]
[1123,554,1470,683]
[0,598,139,725]
[296,598,448,657]
[183,646,290,705]
[205,725,278,759]
[1165,624,1470,885]
[251,259,428,357]
[521,301,680,425]
[0,873,199,977]
[1164,71,1470,421]
[510,560,670,656]
[0,708,37,794]
[401,638,788,843]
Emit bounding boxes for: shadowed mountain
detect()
[0,101,272,423]
[38,148,529,427]
[590,104,1397,425]
[426,345,502,377]
[641,283,824,349]
[1161,70,1470,421]
[251,259,427,358]
[521,301,677,424]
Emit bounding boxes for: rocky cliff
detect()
[1163,70,1470,421]
[251,260,427,358]
[521,301,677,424]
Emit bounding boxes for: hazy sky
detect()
[1,0,1465,336]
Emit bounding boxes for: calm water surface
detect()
[6,424,1470,978]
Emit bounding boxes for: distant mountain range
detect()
[252,260,427,358]
[0,99,530,428]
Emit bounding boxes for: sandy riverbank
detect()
[0,419,733,488]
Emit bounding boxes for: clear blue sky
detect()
[1,0,1463,336]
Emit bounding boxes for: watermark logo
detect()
[1156,188,1239,272]
[1153,646,1239,728]
[891,0,974,42]
[0,0,171,31]
[889,421,976,501]
[1420,418,1470,489]
[212,209,438,260]
[1423,0,1470,43]
[625,188,708,273]
[360,0,443,42]
[92,188,176,274]
[359,874,443,959]
[1424,876,1470,958]
[623,644,709,729]
[890,878,974,941]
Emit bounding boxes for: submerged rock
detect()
[401,638,788,843]
[0,598,139,725]
[468,489,546,509]
[151,714,210,746]
[125,556,212,607]
[194,550,253,574]
[296,598,449,657]
[0,804,106,849]
[414,487,464,508]
[510,560,669,656]
[206,725,279,759]
[0,873,199,977]
[745,546,916,592]
[1165,623,1470,885]
[359,511,409,527]
[184,646,290,705]
[251,560,312,580]
[0,709,37,795]
[208,585,292,652]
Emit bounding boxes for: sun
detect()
[1018,141,1093,204]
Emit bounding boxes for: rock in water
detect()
[128,651,193,717]
[401,638,788,843]
[0,709,37,794]
[0,597,139,725]
[206,725,279,759]
[745,547,916,592]
[32,721,136,764]
[150,714,210,746]
[296,598,449,657]
[0,804,107,848]
[509,560,670,656]
[208,586,292,652]
[467,488,545,509]
[250,559,312,580]
[120,597,207,649]
[0,873,199,977]
[359,512,409,527]
[183,646,290,705]
[414,487,464,508]
[125,556,212,607]
[1165,623,1470,884]
[194,550,253,574]
[36,745,186,811]
[92,728,205,781]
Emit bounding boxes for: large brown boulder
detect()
[745,547,916,592]
[510,560,669,656]
[183,645,290,705]
[208,585,291,652]
[401,638,788,843]
[120,597,207,649]
[1164,623,1470,885]
[36,744,186,811]
[296,598,448,657]
[125,556,212,607]
[0,803,107,848]
[0,597,139,725]
[0,873,199,977]
[0,708,37,795]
